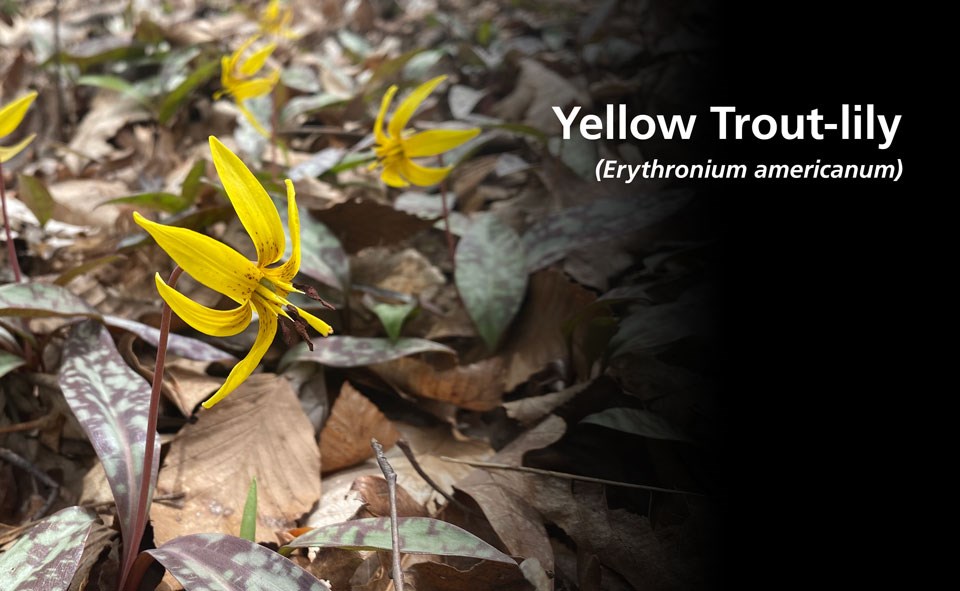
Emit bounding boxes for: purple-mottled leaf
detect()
[279,337,454,369]
[59,320,159,555]
[455,215,528,350]
[581,407,693,442]
[0,283,233,362]
[0,350,25,378]
[103,315,234,362]
[285,517,515,564]
[276,198,349,291]
[522,191,692,272]
[147,533,330,591]
[0,506,97,591]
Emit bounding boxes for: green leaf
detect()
[147,533,330,591]
[581,407,692,442]
[0,350,25,379]
[371,302,417,342]
[280,337,454,369]
[285,517,515,564]
[99,192,188,213]
[59,320,158,554]
[76,74,151,107]
[16,174,55,227]
[325,151,375,175]
[0,507,97,591]
[55,254,126,287]
[455,215,528,350]
[280,94,347,122]
[240,478,258,542]
[158,59,219,125]
[179,159,208,205]
[522,193,691,272]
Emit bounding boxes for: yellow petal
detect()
[154,273,252,337]
[380,161,409,188]
[229,73,278,101]
[272,180,300,283]
[201,299,277,408]
[229,36,260,73]
[0,91,37,138]
[296,306,334,337]
[403,128,480,158]
[133,212,260,304]
[398,159,452,187]
[209,136,284,266]
[374,85,397,144]
[237,102,272,138]
[388,76,446,139]
[218,55,234,93]
[239,42,276,77]
[0,133,35,163]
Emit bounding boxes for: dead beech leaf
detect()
[351,247,445,296]
[319,381,400,473]
[350,475,428,518]
[407,557,533,591]
[371,270,595,410]
[162,360,221,416]
[64,93,151,174]
[152,374,320,546]
[493,59,591,133]
[312,198,436,253]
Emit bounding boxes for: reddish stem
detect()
[0,160,23,282]
[118,266,182,591]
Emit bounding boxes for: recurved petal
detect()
[237,102,271,138]
[403,128,480,158]
[133,212,261,304]
[154,273,253,337]
[296,307,334,337]
[201,299,277,408]
[0,133,35,163]
[0,91,37,138]
[273,180,300,283]
[209,136,284,266]
[387,76,446,139]
[398,158,452,187]
[229,35,260,72]
[229,73,279,101]
[239,42,276,76]
[380,161,409,188]
[375,85,397,144]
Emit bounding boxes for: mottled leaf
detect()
[99,191,188,213]
[16,174,55,227]
[103,315,233,362]
[59,320,158,552]
[581,407,692,442]
[0,507,97,591]
[455,215,528,350]
[286,517,515,564]
[371,301,417,342]
[280,337,454,369]
[276,200,349,291]
[522,192,691,271]
[158,59,219,125]
[280,94,347,123]
[0,350,25,379]
[147,534,330,591]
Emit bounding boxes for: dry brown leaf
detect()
[407,559,534,591]
[46,179,128,228]
[319,381,400,474]
[371,270,595,410]
[350,475,428,518]
[311,198,436,253]
[351,247,445,296]
[493,59,591,133]
[161,360,221,416]
[151,374,320,545]
[64,93,151,174]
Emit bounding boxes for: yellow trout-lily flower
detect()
[0,91,38,163]
[372,76,480,188]
[134,136,332,408]
[260,0,296,39]
[214,35,279,137]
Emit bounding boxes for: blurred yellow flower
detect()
[0,91,38,163]
[371,76,480,188]
[214,36,279,137]
[260,0,296,39]
[134,136,332,408]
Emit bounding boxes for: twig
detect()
[80,491,185,511]
[0,160,23,282]
[0,411,57,435]
[438,456,707,497]
[371,438,404,591]
[119,266,182,591]
[395,440,473,514]
[0,447,60,521]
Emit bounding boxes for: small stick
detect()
[371,438,404,591]
[0,160,23,282]
[439,456,707,497]
[395,440,473,514]
[0,447,60,520]
[0,412,56,435]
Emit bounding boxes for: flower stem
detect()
[118,266,182,591]
[0,160,23,282]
